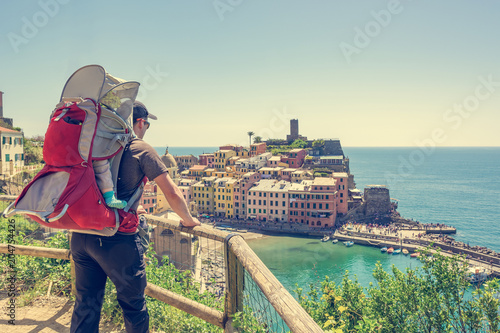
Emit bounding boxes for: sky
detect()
[0,0,499,147]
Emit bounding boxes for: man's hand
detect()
[180,217,201,227]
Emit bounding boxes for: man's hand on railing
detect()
[180,217,201,228]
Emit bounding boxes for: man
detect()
[70,101,200,333]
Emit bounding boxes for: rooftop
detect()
[0,126,21,133]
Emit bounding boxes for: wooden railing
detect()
[0,195,322,332]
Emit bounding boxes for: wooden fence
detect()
[0,195,322,332]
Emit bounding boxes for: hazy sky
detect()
[1,0,499,147]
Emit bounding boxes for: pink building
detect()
[282,149,306,168]
[247,179,291,222]
[233,172,261,219]
[198,153,215,167]
[288,178,337,228]
[250,142,266,157]
[331,172,348,215]
[178,179,196,206]
[140,181,158,213]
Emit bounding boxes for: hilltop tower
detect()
[286,119,307,142]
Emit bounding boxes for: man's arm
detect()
[154,172,201,227]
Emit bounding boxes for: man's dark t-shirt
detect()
[117,139,168,202]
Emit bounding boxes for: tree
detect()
[253,136,262,143]
[312,139,325,148]
[295,248,500,332]
[24,137,44,165]
[247,131,254,146]
[290,139,307,149]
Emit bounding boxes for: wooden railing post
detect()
[224,233,244,332]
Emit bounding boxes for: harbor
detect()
[332,223,500,280]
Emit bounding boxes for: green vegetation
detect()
[294,248,500,332]
[268,139,310,155]
[23,136,44,165]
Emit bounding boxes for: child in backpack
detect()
[92,91,127,209]
[93,159,127,209]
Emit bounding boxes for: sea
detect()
[155,146,500,291]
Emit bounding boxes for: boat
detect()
[467,267,488,284]
[402,249,409,255]
[380,247,388,253]
[410,252,420,258]
[387,247,394,254]
[321,235,330,242]
[393,248,401,255]
[332,239,338,244]
[344,241,354,247]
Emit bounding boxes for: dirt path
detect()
[0,293,124,332]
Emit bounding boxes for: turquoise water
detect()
[248,236,422,293]
[157,146,499,293]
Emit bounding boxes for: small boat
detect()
[402,249,409,255]
[380,247,388,253]
[332,239,338,244]
[387,247,394,254]
[467,267,488,284]
[393,249,401,255]
[410,252,420,258]
[321,235,330,242]
[344,241,354,247]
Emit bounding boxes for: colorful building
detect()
[188,165,208,181]
[192,176,217,215]
[288,177,337,227]
[0,126,24,176]
[282,148,307,168]
[174,154,198,172]
[291,170,314,183]
[257,167,283,180]
[214,149,236,170]
[250,142,266,156]
[331,172,349,215]
[198,153,215,167]
[247,179,291,222]
[213,177,237,218]
[233,172,261,219]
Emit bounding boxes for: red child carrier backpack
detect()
[3,65,144,236]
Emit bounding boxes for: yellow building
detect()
[192,176,216,215]
[188,164,208,181]
[214,150,236,170]
[214,177,237,218]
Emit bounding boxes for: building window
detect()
[319,204,322,209]
[313,203,316,209]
